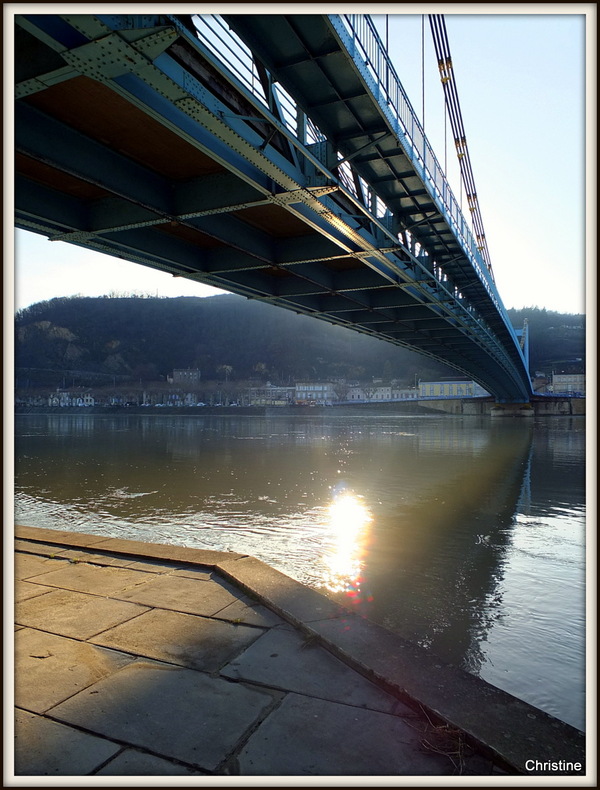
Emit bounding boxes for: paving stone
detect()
[14,709,121,776]
[214,597,285,628]
[120,561,214,577]
[15,553,69,581]
[91,608,264,671]
[221,627,411,715]
[50,660,277,771]
[15,580,54,602]
[90,537,245,566]
[26,562,157,596]
[16,588,150,640]
[113,574,241,616]
[307,615,586,774]
[125,559,184,573]
[14,539,68,556]
[58,549,134,567]
[238,692,461,775]
[172,567,214,580]
[95,748,206,775]
[15,629,134,713]
[15,525,108,547]
[217,555,348,623]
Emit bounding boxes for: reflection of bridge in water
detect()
[322,420,535,675]
[15,13,532,402]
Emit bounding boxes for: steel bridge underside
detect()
[14,13,532,402]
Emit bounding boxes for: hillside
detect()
[14,294,585,389]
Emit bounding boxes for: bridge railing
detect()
[332,17,494,285]
[331,14,527,354]
[188,16,386,207]
[189,15,326,147]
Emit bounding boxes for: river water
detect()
[14,411,586,731]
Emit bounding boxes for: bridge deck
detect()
[14,13,531,401]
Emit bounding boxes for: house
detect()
[344,384,418,402]
[48,391,72,407]
[171,369,201,385]
[391,387,419,400]
[418,380,490,398]
[248,386,295,406]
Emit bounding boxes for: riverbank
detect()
[13,526,586,779]
[14,402,432,417]
[14,395,585,417]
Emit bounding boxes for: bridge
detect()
[14,13,533,403]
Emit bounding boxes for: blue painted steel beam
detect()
[173,174,267,216]
[17,103,280,261]
[15,175,90,232]
[16,103,172,213]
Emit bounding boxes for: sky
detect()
[8,4,593,316]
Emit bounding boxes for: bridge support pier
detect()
[490,402,534,418]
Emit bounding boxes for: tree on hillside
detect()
[217,364,233,382]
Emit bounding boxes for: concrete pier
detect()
[416,396,585,417]
[12,526,586,779]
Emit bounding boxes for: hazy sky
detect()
[10,5,591,316]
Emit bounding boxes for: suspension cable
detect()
[421,15,425,125]
[428,14,494,280]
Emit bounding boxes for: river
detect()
[14,411,586,732]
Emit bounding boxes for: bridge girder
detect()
[14,12,532,401]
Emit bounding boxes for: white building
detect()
[294,382,337,405]
[171,369,201,385]
[392,387,419,400]
[249,386,295,406]
[345,385,418,402]
[47,391,95,406]
[551,373,585,395]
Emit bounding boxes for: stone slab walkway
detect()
[11,526,586,780]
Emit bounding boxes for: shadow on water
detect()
[329,421,535,675]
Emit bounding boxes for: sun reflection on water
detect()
[320,489,373,601]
